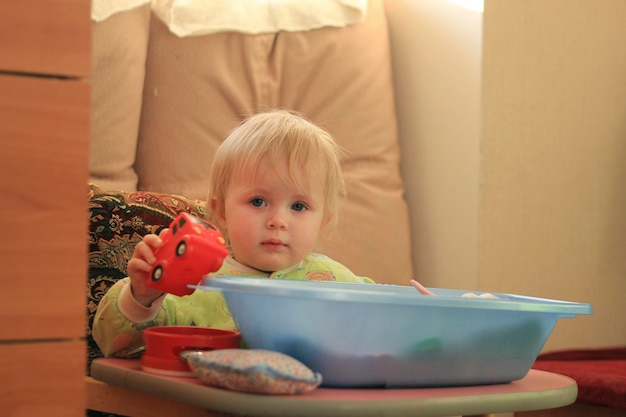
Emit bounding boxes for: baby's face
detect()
[219,159,328,273]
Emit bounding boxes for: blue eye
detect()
[291,202,307,212]
[251,198,265,207]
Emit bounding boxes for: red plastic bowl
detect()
[141,326,241,376]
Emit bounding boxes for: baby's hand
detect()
[127,231,166,306]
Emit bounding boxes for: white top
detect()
[92,0,150,22]
[92,0,368,36]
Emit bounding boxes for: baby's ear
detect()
[321,213,333,229]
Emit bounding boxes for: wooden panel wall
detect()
[0,0,90,76]
[0,1,90,416]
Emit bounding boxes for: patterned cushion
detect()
[86,183,206,371]
[182,349,322,395]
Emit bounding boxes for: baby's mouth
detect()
[261,239,287,248]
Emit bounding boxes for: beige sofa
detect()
[90,0,415,286]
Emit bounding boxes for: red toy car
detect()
[148,212,229,296]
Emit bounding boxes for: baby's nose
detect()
[266,209,288,229]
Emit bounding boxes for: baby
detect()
[93,109,376,357]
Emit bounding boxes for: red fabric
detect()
[532,347,626,409]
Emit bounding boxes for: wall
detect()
[480,0,626,351]
[387,0,626,351]
[386,0,483,291]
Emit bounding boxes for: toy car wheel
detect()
[176,241,186,257]
[152,265,163,282]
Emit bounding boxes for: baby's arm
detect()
[92,278,161,357]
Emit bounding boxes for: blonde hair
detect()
[208,109,346,229]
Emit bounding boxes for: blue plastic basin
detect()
[196,277,592,388]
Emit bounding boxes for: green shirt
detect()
[92,253,374,357]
